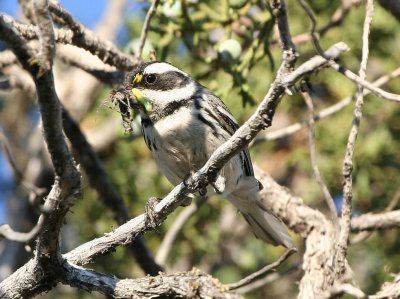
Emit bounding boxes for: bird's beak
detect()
[131,88,153,112]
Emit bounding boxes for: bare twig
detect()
[56,45,124,85]
[135,0,160,61]
[234,265,300,294]
[326,283,366,299]
[330,62,400,102]
[0,129,44,199]
[47,3,135,70]
[335,0,374,278]
[301,88,339,229]
[0,213,48,243]
[226,248,297,290]
[252,67,400,145]
[351,188,400,243]
[271,0,297,70]
[351,210,400,232]
[273,0,362,46]
[297,0,325,55]
[155,196,207,266]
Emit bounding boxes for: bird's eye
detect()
[146,74,157,84]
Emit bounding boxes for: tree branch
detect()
[350,210,400,232]
[48,2,135,70]
[252,67,400,145]
[61,262,242,299]
[335,0,374,279]
[135,0,160,61]
[226,248,297,291]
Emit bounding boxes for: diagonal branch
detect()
[301,88,339,228]
[226,248,297,291]
[48,2,135,70]
[135,0,160,61]
[252,67,400,145]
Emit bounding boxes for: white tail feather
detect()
[227,177,293,248]
[241,206,293,248]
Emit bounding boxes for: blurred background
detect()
[0,0,400,298]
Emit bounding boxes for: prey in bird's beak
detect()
[131,73,153,112]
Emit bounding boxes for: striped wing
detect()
[201,90,254,177]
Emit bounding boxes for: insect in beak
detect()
[131,88,153,112]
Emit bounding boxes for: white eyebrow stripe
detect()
[143,62,188,76]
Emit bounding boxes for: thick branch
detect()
[61,262,241,299]
[0,4,80,297]
[254,167,336,299]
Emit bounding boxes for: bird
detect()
[124,61,292,248]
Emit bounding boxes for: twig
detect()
[56,45,124,85]
[0,213,48,243]
[319,0,363,36]
[297,0,325,55]
[155,196,207,266]
[47,3,135,70]
[0,129,44,199]
[234,264,300,294]
[330,62,400,102]
[350,210,400,232]
[351,188,400,243]
[335,0,374,278]
[254,166,336,298]
[271,0,297,70]
[135,0,160,62]
[272,0,362,47]
[301,88,339,229]
[326,283,366,298]
[252,67,400,145]
[226,248,297,290]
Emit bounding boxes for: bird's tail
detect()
[227,178,293,248]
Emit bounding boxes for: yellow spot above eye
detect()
[133,73,143,83]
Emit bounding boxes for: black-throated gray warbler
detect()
[125,61,292,248]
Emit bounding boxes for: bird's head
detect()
[127,61,198,114]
